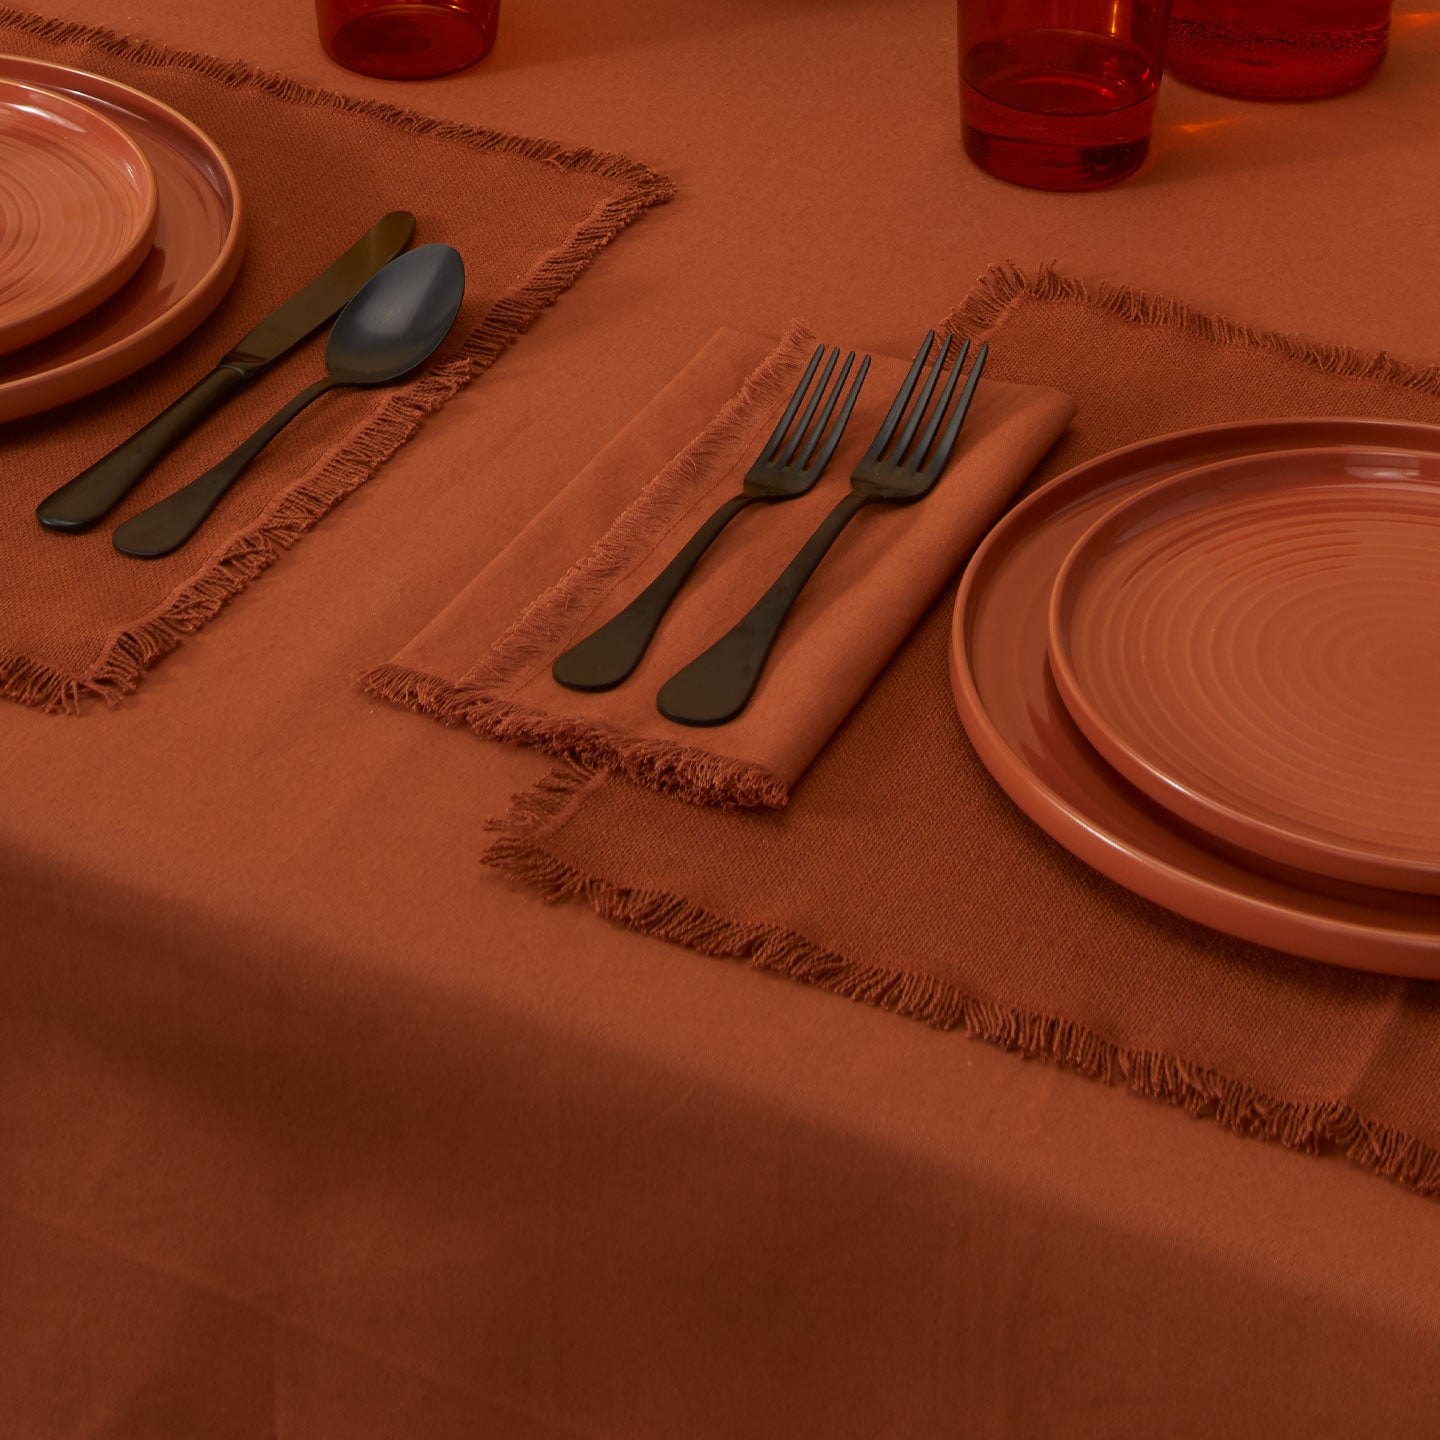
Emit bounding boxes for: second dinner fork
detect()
[551,344,870,691]
[657,330,988,726]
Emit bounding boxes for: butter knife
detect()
[36,210,417,532]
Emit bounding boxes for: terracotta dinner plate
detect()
[0,78,157,356]
[0,56,244,423]
[1049,446,1440,895]
[949,418,1440,979]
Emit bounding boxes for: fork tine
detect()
[777,347,839,467]
[891,334,952,466]
[797,351,855,469]
[860,330,934,465]
[909,337,971,471]
[761,344,825,462]
[920,342,989,485]
[802,353,870,475]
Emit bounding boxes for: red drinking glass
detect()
[1165,1,1390,99]
[316,0,499,80]
[958,0,1173,190]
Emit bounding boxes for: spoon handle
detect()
[112,378,338,559]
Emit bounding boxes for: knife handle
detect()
[36,363,254,533]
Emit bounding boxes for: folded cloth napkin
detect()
[363,323,1075,806]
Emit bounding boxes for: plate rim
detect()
[1046,442,1440,896]
[0,74,159,352]
[950,416,1440,977]
[0,53,246,420]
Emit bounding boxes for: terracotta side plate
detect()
[0,56,245,423]
[0,78,158,355]
[950,419,1440,979]
[1049,446,1440,895]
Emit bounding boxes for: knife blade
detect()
[36,210,417,533]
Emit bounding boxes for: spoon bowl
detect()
[327,244,466,385]
[113,244,465,559]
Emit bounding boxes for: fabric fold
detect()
[364,323,1074,806]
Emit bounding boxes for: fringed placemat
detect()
[0,7,671,711]
[484,265,1440,1200]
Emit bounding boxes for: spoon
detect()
[112,243,466,559]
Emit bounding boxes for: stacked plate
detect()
[0,55,245,422]
[951,419,1440,979]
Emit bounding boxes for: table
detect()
[4,2,1440,1434]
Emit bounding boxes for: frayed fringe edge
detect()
[0,6,676,194]
[359,661,789,809]
[0,6,675,715]
[483,761,1440,1202]
[359,323,819,809]
[945,261,1440,397]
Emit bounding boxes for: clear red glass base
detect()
[961,26,1161,190]
[1165,1,1390,99]
[317,0,499,80]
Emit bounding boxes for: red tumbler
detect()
[317,0,499,80]
[959,0,1173,191]
[1165,1,1391,99]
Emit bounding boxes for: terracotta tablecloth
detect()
[5,1,1440,1437]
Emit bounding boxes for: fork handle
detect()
[657,492,869,726]
[552,492,758,691]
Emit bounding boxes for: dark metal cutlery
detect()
[112,243,466,559]
[35,210,417,533]
[657,330,988,727]
[551,343,870,692]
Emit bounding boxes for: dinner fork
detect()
[657,330,988,726]
[551,344,871,691]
